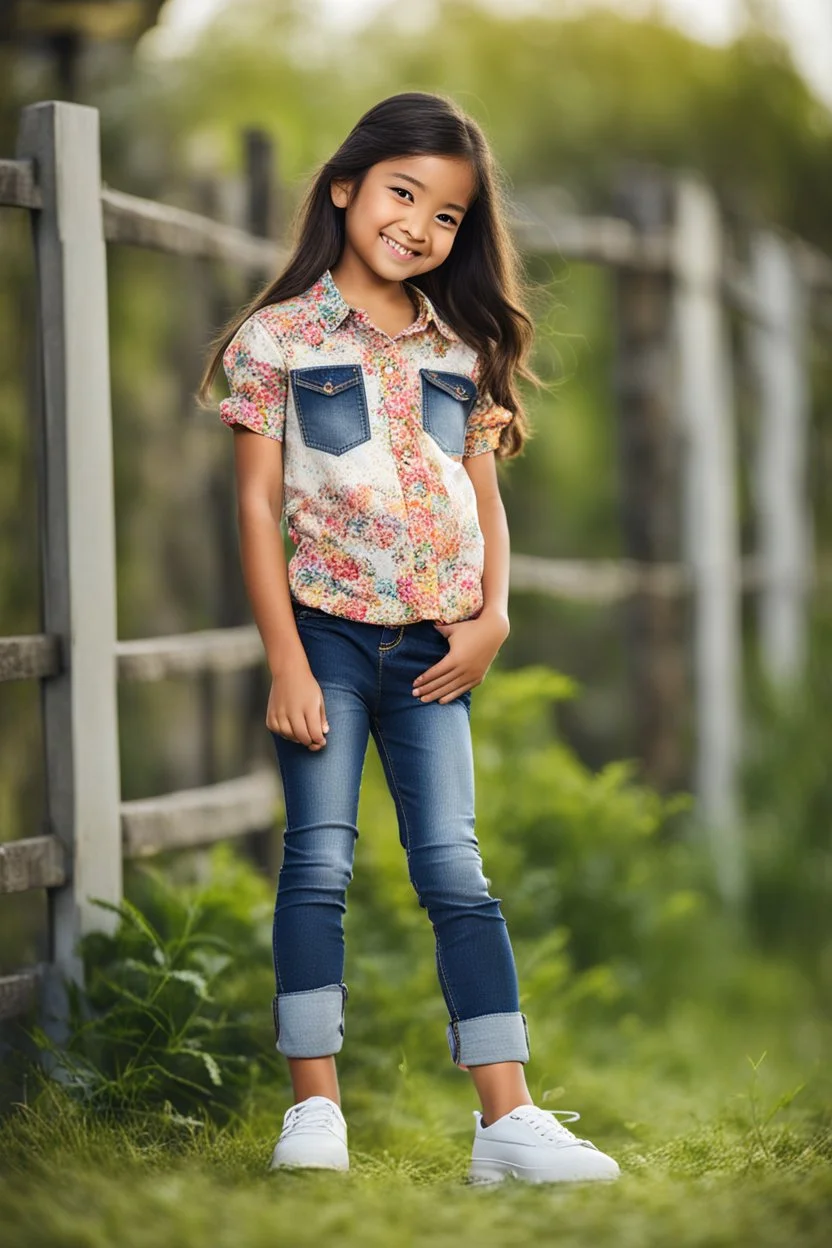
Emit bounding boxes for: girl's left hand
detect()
[412,610,510,704]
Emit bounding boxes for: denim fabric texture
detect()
[270,600,530,1068]
[290,364,371,455]
[420,368,478,456]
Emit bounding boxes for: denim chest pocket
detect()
[290,365,371,455]
[420,369,478,457]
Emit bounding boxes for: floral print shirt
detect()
[219,269,513,625]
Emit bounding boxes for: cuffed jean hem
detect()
[272,983,348,1058]
[447,1011,530,1067]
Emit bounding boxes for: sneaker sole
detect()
[270,1159,350,1173]
[468,1158,619,1185]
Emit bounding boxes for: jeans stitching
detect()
[436,938,461,1023]
[371,717,461,1024]
[372,716,412,857]
[454,1010,526,1024]
[378,627,404,651]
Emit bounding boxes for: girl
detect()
[200,91,618,1186]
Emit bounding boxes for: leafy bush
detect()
[30,847,281,1123]
[742,614,832,989]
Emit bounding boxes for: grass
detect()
[1,998,830,1247]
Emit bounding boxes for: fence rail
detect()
[0,157,41,208]
[0,972,40,1023]
[101,185,285,271]
[1,99,827,1028]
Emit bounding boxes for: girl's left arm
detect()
[412,451,510,704]
[465,451,511,632]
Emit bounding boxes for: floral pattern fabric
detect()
[219,269,513,625]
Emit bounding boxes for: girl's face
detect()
[331,155,477,282]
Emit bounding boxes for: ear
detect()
[330,178,352,209]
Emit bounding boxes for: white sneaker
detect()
[269,1095,349,1172]
[468,1104,620,1185]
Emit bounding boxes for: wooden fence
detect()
[0,100,829,1028]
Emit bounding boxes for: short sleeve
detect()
[463,389,514,458]
[219,314,287,442]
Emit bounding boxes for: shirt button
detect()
[384,365,395,374]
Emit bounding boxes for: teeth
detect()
[382,233,415,257]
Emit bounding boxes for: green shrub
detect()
[743,614,832,989]
[29,847,282,1123]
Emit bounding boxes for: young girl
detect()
[200,91,618,1186]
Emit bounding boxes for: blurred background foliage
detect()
[0,0,830,1154]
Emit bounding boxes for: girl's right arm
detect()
[232,426,329,751]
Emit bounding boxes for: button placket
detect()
[382,351,441,616]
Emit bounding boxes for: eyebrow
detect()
[390,172,468,215]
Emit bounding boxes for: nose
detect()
[402,214,429,243]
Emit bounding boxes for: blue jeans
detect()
[269,599,530,1068]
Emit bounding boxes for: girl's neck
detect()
[329,253,414,316]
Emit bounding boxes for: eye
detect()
[437,213,459,227]
[390,186,414,201]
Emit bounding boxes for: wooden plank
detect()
[612,171,687,794]
[14,1,156,41]
[18,101,123,990]
[0,836,66,894]
[509,553,692,603]
[512,190,832,304]
[749,232,811,686]
[511,208,672,270]
[0,970,40,1022]
[510,553,831,602]
[116,625,264,681]
[244,128,277,238]
[121,768,281,859]
[0,634,61,681]
[101,186,285,273]
[673,177,744,901]
[0,158,42,208]
[794,237,832,292]
[723,262,773,326]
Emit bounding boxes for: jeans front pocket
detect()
[291,596,335,623]
[420,369,478,457]
[290,364,371,455]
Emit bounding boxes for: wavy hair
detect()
[198,91,536,458]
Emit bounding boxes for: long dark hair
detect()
[199,91,536,458]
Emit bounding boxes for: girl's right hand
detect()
[266,664,330,751]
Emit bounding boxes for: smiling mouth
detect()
[381,232,418,259]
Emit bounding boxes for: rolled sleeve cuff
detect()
[219,395,284,440]
[463,400,514,457]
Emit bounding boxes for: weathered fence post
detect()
[673,176,744,903]
[748,232,811,687]
[241,128,282,876]
[193,174,223,798]
[17,102,122,1010]
[612,169,688,794]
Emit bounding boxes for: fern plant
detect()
[29,854,280,1123]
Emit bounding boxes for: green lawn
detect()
[2,1001,829,1248]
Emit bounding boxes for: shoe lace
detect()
[510,1106,593,1147]
[283,1100,342,1133]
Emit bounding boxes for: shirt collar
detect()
[313,268,459,342]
